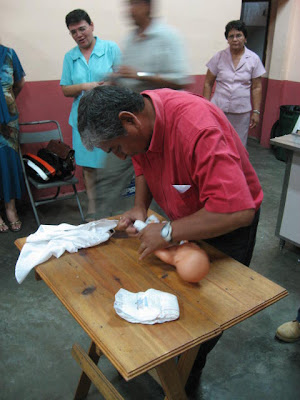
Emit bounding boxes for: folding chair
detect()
[19,120,85,227]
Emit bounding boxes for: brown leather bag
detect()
[37,140,75,180]
[46,140,73,160]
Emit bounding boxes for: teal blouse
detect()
[60,37,121,167]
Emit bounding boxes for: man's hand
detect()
[138,223,170,260]
[117,206,147,235]
[116,65,139,79]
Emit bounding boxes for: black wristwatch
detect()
[160,222,173,242]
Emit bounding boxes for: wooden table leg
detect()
[73,341,100,399]
[72,342,123,400]
[155,358,188,400]
[177,344,201,387]
[149,345,201,400]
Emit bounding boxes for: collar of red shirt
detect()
[142,90,165,153]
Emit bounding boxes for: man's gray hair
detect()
[78,86,145,151]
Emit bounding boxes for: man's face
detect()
[128,0,150,26]
[97,131,150,160]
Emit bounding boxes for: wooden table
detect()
[15,213,288,400]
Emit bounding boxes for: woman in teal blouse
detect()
[60,9,121,220]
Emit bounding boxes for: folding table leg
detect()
[177,344,201,387]
[155,358,188,400]
[149,345,201,400]
[73,341,100,399]
[72,342,124,400]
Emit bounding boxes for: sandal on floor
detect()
[0,222,9,233]
[9,219,22,232]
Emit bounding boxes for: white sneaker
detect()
[275,320,300,343]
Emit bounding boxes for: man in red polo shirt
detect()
[78,85,263,387]
[78,86,262,265]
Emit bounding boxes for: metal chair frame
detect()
[19,120,85,226]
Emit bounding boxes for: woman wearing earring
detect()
[203,20,266,147]
[60,9,121,221]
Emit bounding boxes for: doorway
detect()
[241,0,271,64]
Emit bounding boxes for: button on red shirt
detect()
[132,89,263,221]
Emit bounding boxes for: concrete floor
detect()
[0,139,299,400]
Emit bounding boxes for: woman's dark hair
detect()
[225,20,248,39]
[65,9,91,28]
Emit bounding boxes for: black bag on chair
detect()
[37,139,75,180]
[23,153,57,182]
[270,105,300,162]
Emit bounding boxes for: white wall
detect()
[1,0,241,81]
[268,0,300,82]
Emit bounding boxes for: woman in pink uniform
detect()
[203,20,266,147]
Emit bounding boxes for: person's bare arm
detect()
[203,69,216,100]
[114,66,187,90]
[13,77,25,98]
[250,77,262,128]
[171,207,255,242]
[61,81,104,98]
[117,175,153,232]
[137,207,255,259]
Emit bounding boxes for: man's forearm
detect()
[134,175,153,212]
[171,207,255,242]
[138,73,188,90]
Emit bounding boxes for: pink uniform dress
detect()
[206,46,266,147]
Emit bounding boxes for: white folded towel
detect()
[15,219,118,284]
[114,288,180,324]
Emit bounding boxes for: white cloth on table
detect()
[15,219,118,284]
[114,288,180,324]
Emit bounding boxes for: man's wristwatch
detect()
[160,222,173,242]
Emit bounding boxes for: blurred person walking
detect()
[100,0,190,217]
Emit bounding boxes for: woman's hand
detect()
[250,112,260,129]
[84,81,105,91]
[117,206,148,235]
[61,81,105,97]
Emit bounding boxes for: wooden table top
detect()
[15,213,288,381]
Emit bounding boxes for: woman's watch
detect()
[161,222,173,242]
[252,109,260,115]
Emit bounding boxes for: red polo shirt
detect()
[132,89,263,221]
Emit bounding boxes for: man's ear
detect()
[119,111,141,131]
